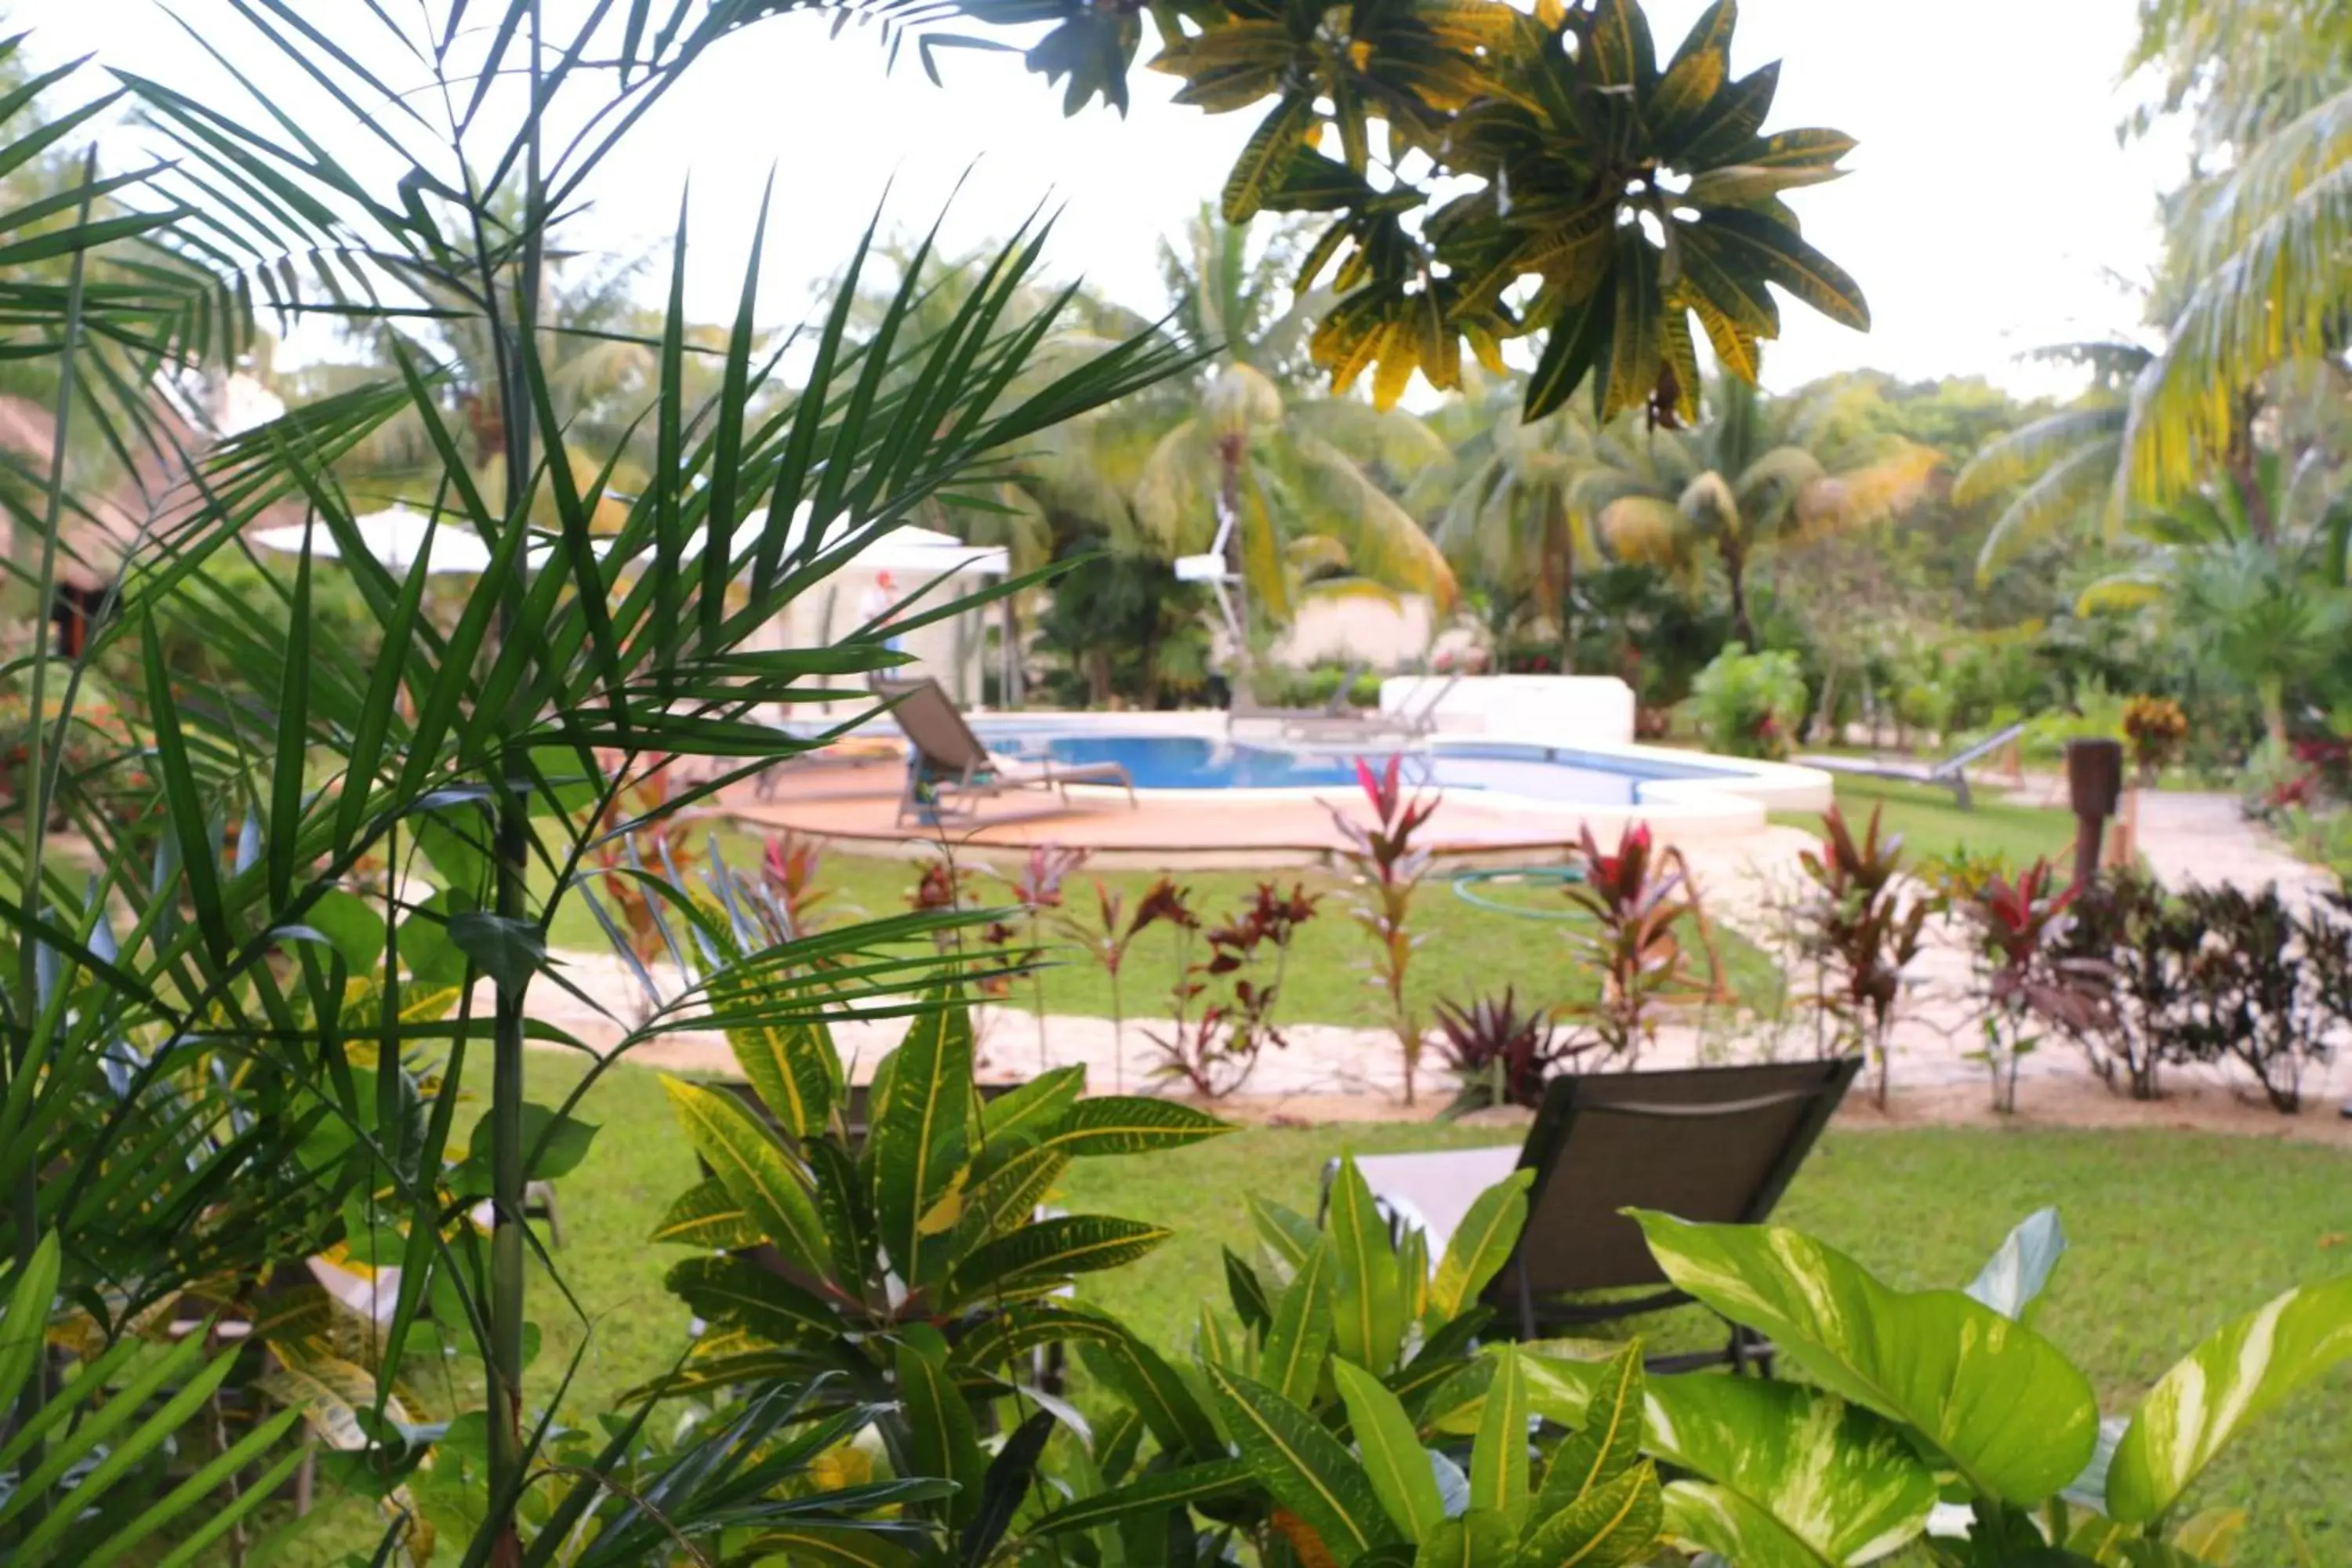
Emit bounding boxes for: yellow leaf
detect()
[1371,319,1418,410]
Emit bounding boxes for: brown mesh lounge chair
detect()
[1329,1056,1862,1373]
[873,676,1136,824]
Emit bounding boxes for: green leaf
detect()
[448,911,546,992]
[664,1254,837,1345]
[457,1101,599,1194]
[1027,1457,1252,1537]
[1584,0,1650,89]
[1683,161,1846,207]
[1690,206,1870,332]
[869,989,976,1286]
[1428,1169,1530,1324]
[724,996,836,1141]
[964,1145,1071,1239]
[1414,1508,1518,1568]
[1519,1460,1661,1568]
[1225,1245,1273,1333]
[1470,1345,1529,1523]
[1965,1208,2067,1325]
[1524,266,1614,422]
[1250,1194,1321,1276]
[0,1233,61,1414]
[978,1065,1084,1157]
[662,1075,832,1281]
[1633,1210,2098,1504]
[303,887,387,971]
[1205,1363,1399,1563]
[1044,1096,1233,1157]
[1261,1236,1336,1405]
[738,1524,915,1567]
[1649,0,1733,139]
[949,1214,1171,1301]
[2107,1276,2352,1523]
[652,1177,760,1249]
[1601,227,1661,422]
[1334,1356,1445,1544]
[1222,89,1315,224]
[897,1323,987,1526]
[1537,1343,1643,1515]
[1646,1374,1937,1565]
[1661,1481,1830,1568]
[1328,1156,1408,1373]
[1083,1334,1226,1463]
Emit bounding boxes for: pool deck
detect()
[716,753,1775,869]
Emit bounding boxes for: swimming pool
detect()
[970,729,1752,808]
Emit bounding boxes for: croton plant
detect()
[949,0,1867,422]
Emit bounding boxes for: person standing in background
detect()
[858,568,905,653]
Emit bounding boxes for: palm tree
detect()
[1433,371,1624,666]
[2074,454,2352,747]
[1566,377,1940,648]
[1951,342,2153,583]
[2119,0,2352,499]
[1131,209,1454,642]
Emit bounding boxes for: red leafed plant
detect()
[1331,755,1442,1103]
[1959,856,2103,1113]
[1146,879,1319,1098]
[993,844,1091,1069]
[1560,821,1720,1063]
[1795,804,1929,1108]
[761,829,832,938]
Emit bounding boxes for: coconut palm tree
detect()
[1131,209,1454,637]
[2119,0,2352,499]
[1434,374,1603,664]
[1566,376,1940,648]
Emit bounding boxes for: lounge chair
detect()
[1328,1056,1861,1372]
[1795,721,2025,811]
[1228,662,1366,735]
[1232,670,1460,742]
[873,676,1136,824]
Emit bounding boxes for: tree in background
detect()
[1132,209,1456,638]
[1566,376,1941,648]
[2120,0,2352,500]
[1434,372,1602,665]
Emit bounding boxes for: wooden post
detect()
[2065,739,2124,887]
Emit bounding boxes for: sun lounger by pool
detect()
[1328,1056,1861,1372]
[873,676,1136,824]
[1795,721,2026,811]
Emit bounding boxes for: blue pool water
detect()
[968,730,1746,807]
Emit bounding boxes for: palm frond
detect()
[1951,404,2126,506]
[1973,434,2123,582]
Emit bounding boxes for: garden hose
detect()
[1448,864,1586,918]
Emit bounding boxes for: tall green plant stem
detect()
[7,148,96,1501]
[481,13,548,1561]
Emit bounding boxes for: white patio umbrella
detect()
[249,505,493,575]
[521,507,1009,579]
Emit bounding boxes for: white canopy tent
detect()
[249,506,492,575]
[252,503,1014,707]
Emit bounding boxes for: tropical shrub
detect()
[2122,694,2189,780]
[2172,884,2342,1113]
[1957,858,2103,1112]
[1690,644,1808,758]
[993,843,1092,1070]
[2054,867,2200,1100]
[1795,804,1929,1106]
[1434,987,1588,1116]
[1622,1206,2352,1565]
[1147,878,1320,1098]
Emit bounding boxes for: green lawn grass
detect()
[541,828,1786,1031]
[455,1054,2350,1564]
[1773,772,2080,869]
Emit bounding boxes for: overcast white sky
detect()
[17,0,2181,399]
